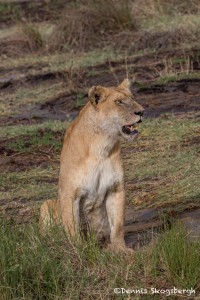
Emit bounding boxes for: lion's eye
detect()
[115,100,123,104]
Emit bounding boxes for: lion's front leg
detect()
[106,185,133,254]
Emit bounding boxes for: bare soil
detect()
[0,128,63,172]
[125,207,200,248]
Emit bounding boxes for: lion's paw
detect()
[107,243,134,255]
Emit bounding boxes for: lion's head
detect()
[88,78,144,140]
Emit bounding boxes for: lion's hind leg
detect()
[39,199,60,232]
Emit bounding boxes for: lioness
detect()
[40,78,144,252]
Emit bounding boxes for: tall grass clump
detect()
[48,0,200,54]
[158,222,200,288]
[0,216,199,299]
[136,222,200,292]
[0,217,137,299]
[22,22,44,51]
[0,219,69,299]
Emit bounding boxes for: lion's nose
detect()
[134,110,144,116]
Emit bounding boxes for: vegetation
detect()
[124,116,200,209]
[0,0,200,298]
[22,22,44,51]
[1,0,200,57]
[0,218,199,299]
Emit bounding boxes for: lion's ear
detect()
[118,78,131,90]
[88,86,105,106]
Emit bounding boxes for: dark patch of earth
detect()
[0,128,62,172]
[1,77,199,126]
[0,153,52,172]
[125,207,200,248]
[0,48,200,125]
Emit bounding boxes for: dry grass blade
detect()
[49,0,138,52]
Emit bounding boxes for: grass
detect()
[0,82,67,117]
[123,116,200,210]
[49,0,137,52]
[0,3,21,22]
[0,47,123,73]
[44,0,200,53]
[0,218,199,299]
[75,93,85,108]
[136,70,200,90]
[0,165,58,205]
[0,120,67,139]
[158,222,200,288]
[7,130,62,152]
[0,217,132,300]
[1,0,200,61]
[21,22,44,51]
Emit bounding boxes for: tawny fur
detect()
[40,79,144,253]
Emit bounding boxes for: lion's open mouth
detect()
[122,123,138,136]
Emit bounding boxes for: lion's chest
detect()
[80,158,122,211]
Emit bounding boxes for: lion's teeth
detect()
[131,126,133,131]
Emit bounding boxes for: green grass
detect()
[0,165,58,205]
[153,72,200,86]
[22,22,44,50]
[158,222,200,288]
[7,129,63,152]
[75,93,85,108]
[0,3,21,22]
[123,116,200,209]
[0,48,123,74]
[0,218,199,299]
[0,218,134,300]
[0,120,67,139]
